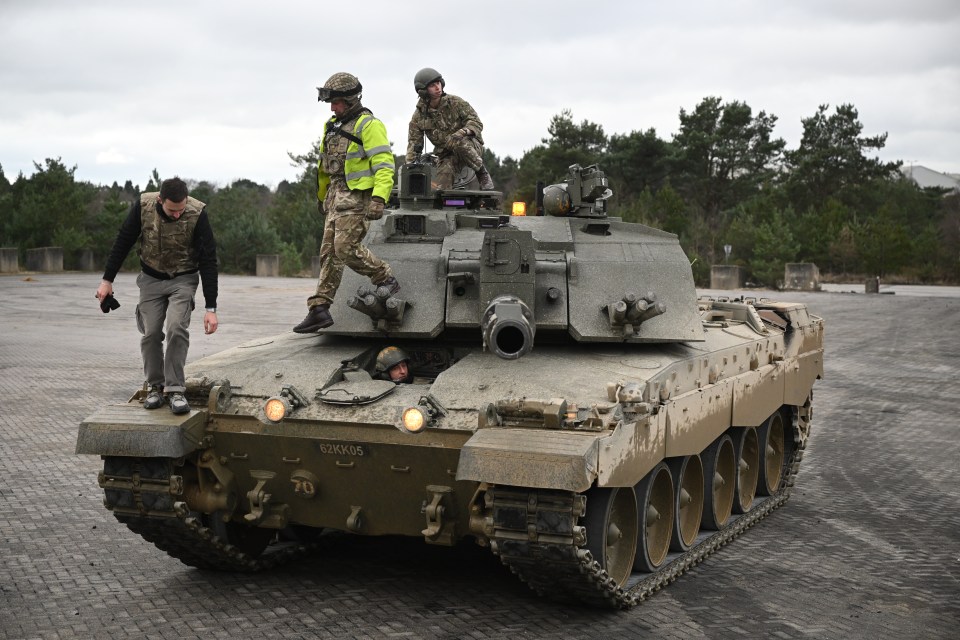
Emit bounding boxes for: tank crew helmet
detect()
[376,346,411,374]
[414,67,444,99]
[317,72,362,105]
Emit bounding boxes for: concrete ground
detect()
[1,272,958,639]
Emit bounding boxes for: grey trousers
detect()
[136,271,198,393]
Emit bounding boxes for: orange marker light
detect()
[264,397,290,422]
[401,407,427,433]
[511,201,527,216]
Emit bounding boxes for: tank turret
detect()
[327,162,703,354]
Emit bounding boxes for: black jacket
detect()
[102,199,218,308]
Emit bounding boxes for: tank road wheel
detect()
[702,434,736,530]
[667,455,704,552]
[731,427,760,514]
[205,512,276,558]
[583,486,639,586]
[757,411,786,496]
[632,462,675,572]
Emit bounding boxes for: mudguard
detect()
[76,403,207,458]
[456,428,598,492]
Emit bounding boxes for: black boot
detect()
[476,166,494,190]
[293,304,333,333]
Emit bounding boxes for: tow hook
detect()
[421,485,454,545]
[243,470,289,528]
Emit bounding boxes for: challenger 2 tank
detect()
[77,162,823,608]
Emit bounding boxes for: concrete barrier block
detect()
[865,277,880,294]
[710,265,744,290]
[76,249,96,272]
[25,247,64,272]
[0,248,18,273]
[784,263,820,291]
[256,254,280,277]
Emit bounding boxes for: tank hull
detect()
[79,298,821,606]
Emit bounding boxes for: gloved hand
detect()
[366,196,385,220]
[317,200,325,216]
[449,128,470,144]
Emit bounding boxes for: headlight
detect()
[400,406,428,433]
[264,396,292,423]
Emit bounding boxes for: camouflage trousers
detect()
[436,136,484,189]
[308,212,392,308]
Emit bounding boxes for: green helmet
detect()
[414,67,444,99]
[317,72,362,103]
[376,346,410,373]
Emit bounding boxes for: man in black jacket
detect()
[95,177,218,415]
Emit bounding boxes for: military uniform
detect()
[308,105,396,308]
[294,72,399,334]
[406,93,487,189]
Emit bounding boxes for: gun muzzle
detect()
[481,295,535,360]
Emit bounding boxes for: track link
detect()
[101,457,314,572]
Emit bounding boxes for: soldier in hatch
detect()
[293,72,400,334]
[406,68,495,191]
[375,346,413,384]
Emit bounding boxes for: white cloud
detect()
[95,147,131,165]
[1,0,958,186]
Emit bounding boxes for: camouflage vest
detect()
[320,111,366,182]
[137,193,206,277]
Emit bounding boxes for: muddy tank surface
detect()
[77,162,823,608]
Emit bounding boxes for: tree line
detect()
[1,98,957,285]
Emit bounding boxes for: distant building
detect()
[901,165,960,192]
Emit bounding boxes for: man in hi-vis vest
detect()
[293,72,400,333]
[95,177,219,415]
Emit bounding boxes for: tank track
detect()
[487,405,811,608]
[101,457,314,572]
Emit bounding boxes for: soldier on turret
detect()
[406,68,494,191]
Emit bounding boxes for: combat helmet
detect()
[414,67,444,99]
[375,346,410,374]
[317,72,362,104]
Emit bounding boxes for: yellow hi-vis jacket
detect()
[317,113,395,202]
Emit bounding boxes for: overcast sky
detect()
[1,0,958,189]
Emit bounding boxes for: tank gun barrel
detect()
[481,295,535,360]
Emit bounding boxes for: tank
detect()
[77,162,823,608]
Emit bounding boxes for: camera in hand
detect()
[100,294,121,313]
